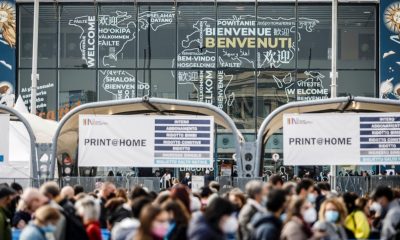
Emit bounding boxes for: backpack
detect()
[62,208,90,240]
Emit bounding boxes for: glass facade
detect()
[17,1,377,177]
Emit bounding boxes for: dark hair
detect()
[200,187,213,198]
[135,205,165,240]
[209,181,220,191]
[372,186,394,201]
[41,182,60,198]
[115,188,128,201]
[170,184,191,213]
[204,197,235,234]
[129,186,148,200]
[131,196,153,219]
[11,183,23,192]
[161,198,190,226]
[296,179,314,195]
[266,189,287,212]
[317,182,330,191]
[342,192,359,213]
[286,197,306,220]
[74,185,84,195]
[269,174,284,186]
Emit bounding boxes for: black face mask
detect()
[107,192,116,200]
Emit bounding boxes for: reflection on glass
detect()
[98,70,138,101]
[18,70,57,120]
[58,70,96,118]
[137,70,175,98]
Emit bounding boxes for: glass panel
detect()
[18,69,57,120]
[58,70,96,118]
[137,70,175,98]
[256,70,295,128]
[338,5,376,69]
[337,70,375,97]
[98,4,136,68]
[177,70,215,104]
[216,3,256,69]
[19,5,58,68]
[297,4,332,69]
[177,3,216,69]
[257,4,296,70]
[59,5,97,68]
[98,70,139,101]
[138,4,176,68]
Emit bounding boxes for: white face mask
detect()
[370,202,382,215]
[303,207,317,224]
[221,215,239,234]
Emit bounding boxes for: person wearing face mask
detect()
[188,197,237,240]
[342,192,370,239]
[281,197,326,240]
[20,205,61,240]
[161,198,190,240]
[313,198,348,240]
[371,185,400,240]
[181,172,192,189]
[251,189,287,240]
[135,204,170,240]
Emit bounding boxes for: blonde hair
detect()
[34,205,60,224]
[318,197,347,223]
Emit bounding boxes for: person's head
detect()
[204,197,237,235]
[266,189,287,216]
[33,205,60,233]
[131,196,153,219]
[19,188,48,213]
[40,182,60,200]
[73,185,84,196]
[75,196,100,223]
[245,180,263,203]
[129,185,148,201]
[317,182,331,195]
[11,183,23,195]
[205,170,210,175]
[170,184,191,213]
[100,182,116,200]
[287,197,317,224]
[319,197,347,224]
[115,188,128,201]
[0,185,16,207]
[137,204,169,240]
[356,197,370,216]
[228,188,246,211]
[209,181,220,192]
[296,179,315,200]
[283,182,297,196]
[371,186,394,210]
[342,192,359,213]
[60,186,74,200]
[185,172,190,178]
[269,174,284,189]
[161,198,190,225]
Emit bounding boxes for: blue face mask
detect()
[42,224,56,233]
[325,210,339,223]
[280,213,287,222]
[307,193,316,204]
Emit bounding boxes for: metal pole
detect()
[31,0,39,114]
[330,0,338,191]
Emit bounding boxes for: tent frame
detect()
[50,97,252,178]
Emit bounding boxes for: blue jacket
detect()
[20,223,48,240]
[187,213,225,240]
[250,212,282,240]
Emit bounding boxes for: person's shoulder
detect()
[20,225,42,239]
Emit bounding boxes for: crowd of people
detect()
[0,175,400,240]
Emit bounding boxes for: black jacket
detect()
[251,212,283,240]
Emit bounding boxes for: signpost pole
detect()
[330,0,338,191]
[31,0,39,115]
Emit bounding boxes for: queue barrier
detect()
[1,176,400,196]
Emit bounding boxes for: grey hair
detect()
[75,196,100,221]
[245,180,263,199]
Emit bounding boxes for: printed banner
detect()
[0,114,9,163]
[380,1,400,99]
[0,0,16,107]
[79,115,214,168]
[283,113,400,165]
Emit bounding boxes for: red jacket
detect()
[85,221,102,240]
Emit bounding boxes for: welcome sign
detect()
[284,113,400,166]
[78,115,214,168]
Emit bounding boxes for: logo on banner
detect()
[287,117,312,125]
[82,118,108,126]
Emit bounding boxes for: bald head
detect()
[61,186,74,200]
[20,188,48,213]
[100,182,116,200]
